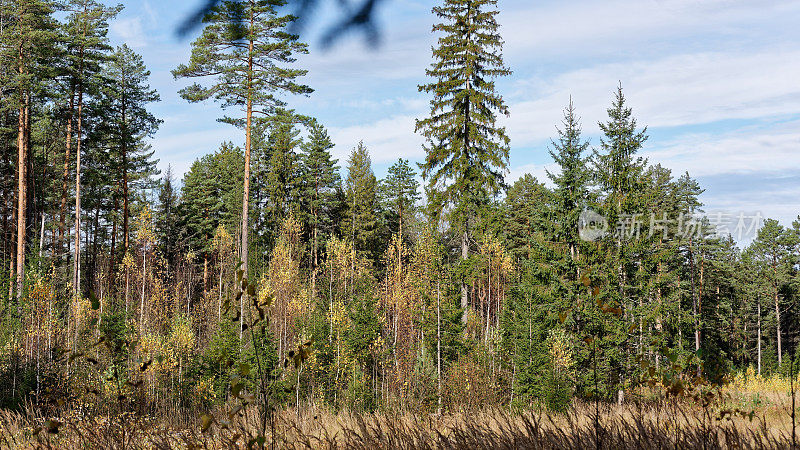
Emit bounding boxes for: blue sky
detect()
[108,0,800,238]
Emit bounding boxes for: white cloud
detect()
[110,17,147,49]
[142,0,158,27]
[500,0,800,59]
[149,127,241,178]
[644,120,800,177]
[502,48,800,147]
[327,47,800,180]
[328,115,425,164]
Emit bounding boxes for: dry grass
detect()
[0,397,796,449]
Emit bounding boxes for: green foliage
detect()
[300,120,341,266]
[416,0,511,231]
[251,111,305,249]
[380,158,420,239]
[99,307,133,363]
[179,143,245,257]
[341,142,380,264]
[156,166,180,267]
[172,0,311,121]
[6,0,800,435]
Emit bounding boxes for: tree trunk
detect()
[218,256,223,322]
[203,255,208,297]
[6,191,15,301]
[757,297,762,376]
[59,85,75,256]
[775,291,781,366]
[460,230,468,324]
[74,53,84,299]
[38,214,45,258]
[436,280,442,415]
[15,89,27,302]
[122,99,129,253]
[139,246,146,328]
[240,16,254,338]
[689,242,700,353]
[108,192,119,290]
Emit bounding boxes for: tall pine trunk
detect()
[239,12,255,338]
[59,85,75,256]
[73,47,84,299]
[757,297,762,375]
[122,98,129,252]
[15,88,27,303]
[8,192,16,303]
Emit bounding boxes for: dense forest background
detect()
[1,0,799,418]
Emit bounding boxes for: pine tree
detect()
[380,158,420,240]
[172,0,312,278]
[342,142,379,264]
[672,172,705,359]
[100,44,161,259]
[748,219,790,367]
[416,0,511,318]
[300,121,340,272]
[0,0,59,301]
[57,0,121,266]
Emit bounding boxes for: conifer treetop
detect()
[172,0,312,126]
[416,0,511,228]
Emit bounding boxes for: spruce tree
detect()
[172,0,312,277]
[263,115,303,246]
[593,85,648,224]
[156,165,179,269]
[548,98,590,261]
[590,85,649,399]
[342,142,379,264]
[300,121,340,271]
[503,175,552,262]
[416,0,511,316]
[180,143,244,260]
[380,158,420,240]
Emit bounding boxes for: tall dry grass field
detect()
[1,390,796,449]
